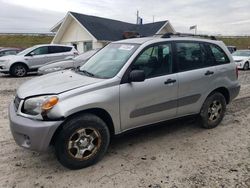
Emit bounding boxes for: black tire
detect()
[243,62,249,71]
[10,63,28,77]
[199,92,226,129]
[55,113,110,170]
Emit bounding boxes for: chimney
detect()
[136,10,143,25]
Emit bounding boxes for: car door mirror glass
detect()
[129,70,145,82]
[29,52,35,56]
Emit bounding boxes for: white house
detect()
[51,11,176,53]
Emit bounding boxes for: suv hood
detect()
[0,55,16,60]
[232,56,249,61]
[17,70,104,99]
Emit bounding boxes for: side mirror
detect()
[129,70,145,82]
[29,52,35,56]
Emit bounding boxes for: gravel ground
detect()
[0,72,249,188]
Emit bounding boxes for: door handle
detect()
[204,70,214,76]
[164,79,176,85]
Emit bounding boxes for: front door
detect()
[120,43,178,131]
[25,46,49,69]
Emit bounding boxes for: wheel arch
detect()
[10,62,29,71]
[207,87,230,104]
[50,108,115,145]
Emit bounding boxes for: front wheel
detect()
[10,64,28,77]
[55,114,110,169]
[199,92,226,129]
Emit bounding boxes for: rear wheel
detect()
[243,62,249,70]
[10,63,28,77]
[199,92,226,129]
[55,113,110,169]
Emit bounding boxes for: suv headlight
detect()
[23,95,58,115]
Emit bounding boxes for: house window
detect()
[84,41,93,52]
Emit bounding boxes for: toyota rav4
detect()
[9,35,240,169]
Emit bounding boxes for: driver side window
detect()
[132,43,172,78]
[30,46,49,56]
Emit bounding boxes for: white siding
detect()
[77,42,84,53]
[157,24,175,35]
[93,42,106,49]
[60,19,93,43]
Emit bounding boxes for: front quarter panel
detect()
[47,79,121,134]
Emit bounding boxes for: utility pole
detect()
[136,10,139,24]
[153,15,155,23]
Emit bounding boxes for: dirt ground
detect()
[0,71,249,188]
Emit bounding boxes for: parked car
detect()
[38,49,99,75]
[232,50,250,70]
[0,48,22,57]
[0,44,78,77]
[9,35,240,169]
[227,46,237,54]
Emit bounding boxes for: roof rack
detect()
[161,32,217,40]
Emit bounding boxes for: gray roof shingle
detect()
[70,12,167,41]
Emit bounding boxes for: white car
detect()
[232,50,250,70]
[0,44,78,77]
[38,49,98,75]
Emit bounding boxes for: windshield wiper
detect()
[79,69,95,77]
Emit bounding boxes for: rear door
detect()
[120,42,178,131]
[207,43,233,82]
[175,41,216,116]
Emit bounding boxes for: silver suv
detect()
[9,36,240,169]
[0,44,78,77]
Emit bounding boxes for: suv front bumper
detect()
[9,102,63,152]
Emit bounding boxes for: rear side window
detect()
[49,46,72,54]
[176,42,211,72]
[209,44,230,64]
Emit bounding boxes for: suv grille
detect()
[14,96,21,111]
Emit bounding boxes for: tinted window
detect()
[176,42,212,71]
[209,44,229,64]
[49,46,72,54]
[232,50,250,57]
[30,46,49,55]
[132,43,172,78]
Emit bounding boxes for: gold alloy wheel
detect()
[208,100,222,123]
[67,127,101,160]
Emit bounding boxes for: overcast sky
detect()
[0,0,250,35]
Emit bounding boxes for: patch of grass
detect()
[0,35,53,49]
[218,37,250,49]
[0,34,249,50]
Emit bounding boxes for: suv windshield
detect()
[232,50,250,57]
[79,43,139,78]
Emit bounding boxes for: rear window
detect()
[209,44,230,64]
[49,46,72,54]
[176,42,212,71]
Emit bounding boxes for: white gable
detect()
[60,19,93,43]
[52,13,96,44]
